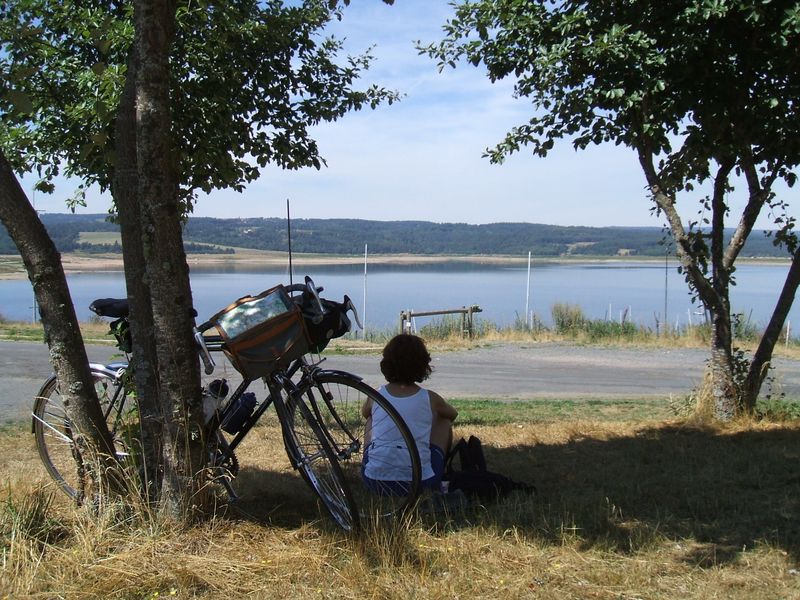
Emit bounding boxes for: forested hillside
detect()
[0,214,789,258]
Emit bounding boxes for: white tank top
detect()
[365,386,434,481]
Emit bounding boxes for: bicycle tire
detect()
[296,373,422,522]
[273,389,360,532]
[33,368,132,500]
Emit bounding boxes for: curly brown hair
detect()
[379,334,432,384]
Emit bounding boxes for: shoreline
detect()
[0,251,791,280]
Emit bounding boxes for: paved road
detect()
[4,340,799,422]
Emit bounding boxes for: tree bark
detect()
[0,150,118,496]
[741,248,800,411]
[113,45,165,499]
[134,0,206,518]
[707,161,736,419]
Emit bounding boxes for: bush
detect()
[418,315,489,339]
[551,303,586,333]
[732,311,760,341]
[512,311,547,333]
[582,320,640,341]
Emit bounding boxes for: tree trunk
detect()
[707,164,737,420]
[113,46,165,499]
[741,247,800,411]
[708,306,737,420]
[637,148,740,420]
[0,150,118,497]
[135,0,206,518]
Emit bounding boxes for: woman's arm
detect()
[361,397,373,419]
[430,390,458,421]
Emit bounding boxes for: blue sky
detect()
[24,0,794,229]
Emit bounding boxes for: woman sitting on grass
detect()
[361,334,458,494]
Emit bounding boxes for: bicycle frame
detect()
[36,276,417,529]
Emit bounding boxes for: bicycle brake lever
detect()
[343,295,363,329]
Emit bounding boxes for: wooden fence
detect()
[399,305,483,338]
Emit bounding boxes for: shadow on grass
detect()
[215,422,800,567]
[472,424,800,566]
[215,466,337,531]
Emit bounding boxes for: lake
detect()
[1,261,797,335]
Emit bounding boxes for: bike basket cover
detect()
[210,285,309,379]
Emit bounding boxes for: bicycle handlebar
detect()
[304,276,325,324]
[194,326,216,375]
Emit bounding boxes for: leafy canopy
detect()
[0,0,398,208]
[423,1,800,195]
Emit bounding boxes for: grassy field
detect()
[77,232,122,245]
[1,307,798,597]
[1,397,798,599]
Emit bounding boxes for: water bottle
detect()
[221,392,257,434]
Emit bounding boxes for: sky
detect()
[22,0,796,229]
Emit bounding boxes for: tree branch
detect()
[710,159,735,295]
[636,142,721,311]
[724,157,780,270]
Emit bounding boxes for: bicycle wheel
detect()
[274,390,360,532]
[296,373,422,521]
[33,368,132,500]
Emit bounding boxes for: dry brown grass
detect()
[2,410,799,599]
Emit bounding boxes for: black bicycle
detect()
[32,277,422,531]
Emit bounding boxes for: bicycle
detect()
[32,277,422,531]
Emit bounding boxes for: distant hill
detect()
[0,213,790,258]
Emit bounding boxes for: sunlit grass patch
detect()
[450,397,673,425]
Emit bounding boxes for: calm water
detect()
[1,261,797,333]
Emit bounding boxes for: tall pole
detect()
[663,249,669,335]
[286,199,293,287]
[31,187,37,324]
[525,251,532,327]
[363,244,368,336]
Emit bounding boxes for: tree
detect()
[0,151,120,499]
[1,0,397,515]
[422,0,800,419]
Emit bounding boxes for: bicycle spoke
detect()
[275,389,359,532]
[295,373,422,523]
[33,369,133,499]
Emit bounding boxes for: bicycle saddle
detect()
[90,298,199,319]
[90,298,129,318]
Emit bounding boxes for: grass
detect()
[1,396,799,599]
[451,397,674,424]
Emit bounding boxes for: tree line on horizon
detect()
[0,213,788,258]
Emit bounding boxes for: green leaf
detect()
[4,91,35,114]
[91,62,107,76]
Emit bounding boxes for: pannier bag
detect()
[210,285,309,379]
[444,435,536,501]
[301,296,353,353]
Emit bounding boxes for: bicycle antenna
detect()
[287,198,293,287]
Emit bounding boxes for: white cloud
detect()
[19,0,797,231]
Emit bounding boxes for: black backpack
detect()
[444,435,536,501]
